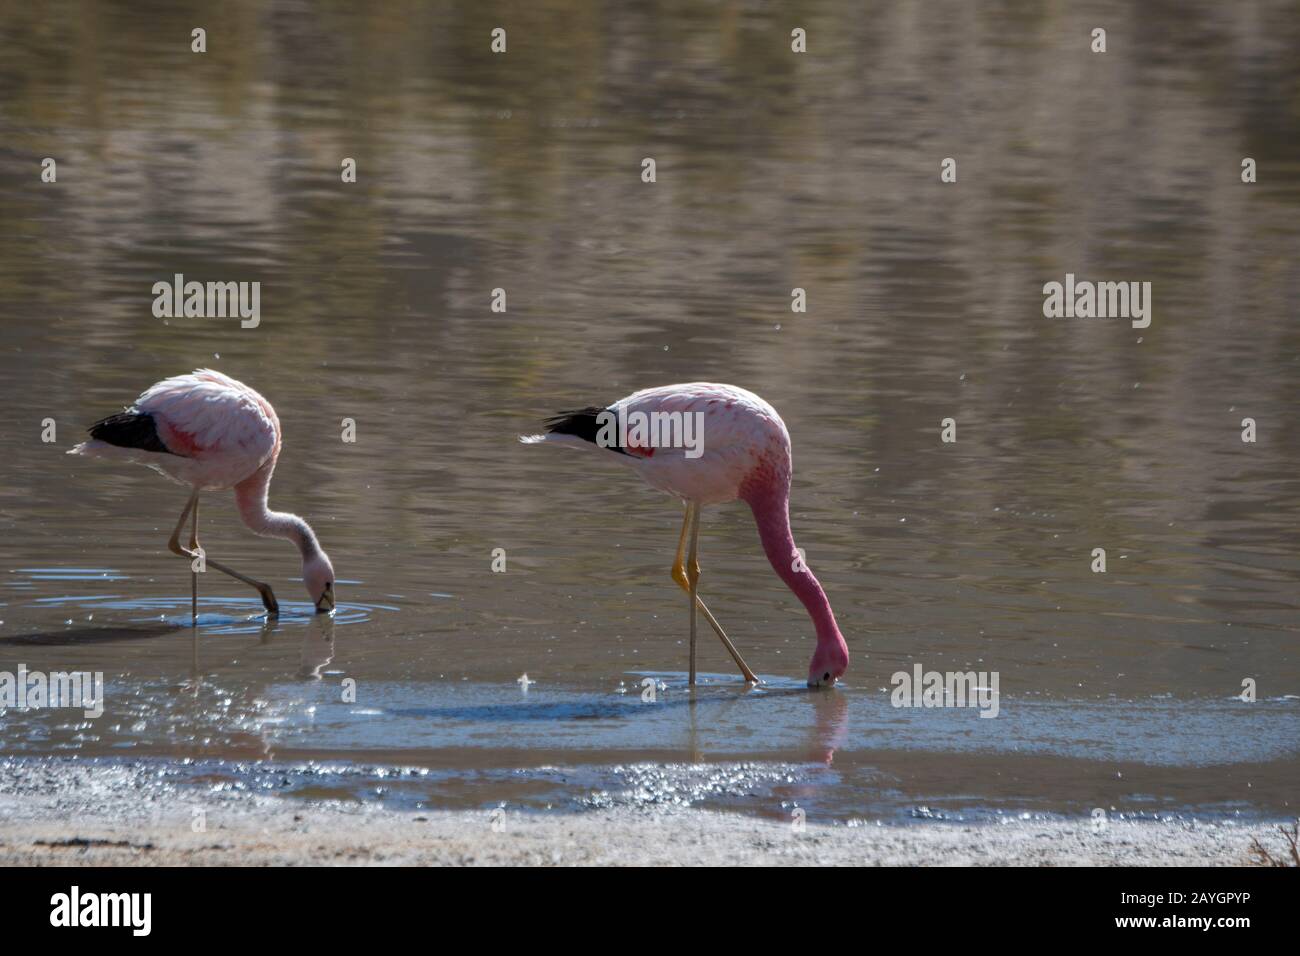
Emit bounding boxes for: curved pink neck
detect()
[233,462,320,560]
[743,483,846,655]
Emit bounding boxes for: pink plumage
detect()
[70,369,336,616]
[525,382,850,687]
[73,369,279,490]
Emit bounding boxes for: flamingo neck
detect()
[743,483,846,655]
[233,462,321,560]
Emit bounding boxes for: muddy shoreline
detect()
[0,761,1287,866]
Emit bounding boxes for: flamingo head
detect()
[807,639,849,689]
[304,551,336,613]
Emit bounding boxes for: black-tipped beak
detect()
[315,583,335,613]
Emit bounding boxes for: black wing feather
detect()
[543,406,629,455]
[88,411,178,456]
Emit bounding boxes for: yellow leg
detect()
[671,502,759,684]
[671,501,692,591]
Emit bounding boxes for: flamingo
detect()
[524,383,849,688]
[68,369,336,623]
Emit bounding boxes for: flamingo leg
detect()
[166,492,200,625]
[204,555,279,616]
[166,493,280,616]
[671,503,759,684]
[189,497,199,625]
[687,502,700,685]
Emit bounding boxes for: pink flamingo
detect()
[524,383,849,688]
[69,369,336,623]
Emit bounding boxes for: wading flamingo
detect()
[524,383,849,688]
[69,369,335,623]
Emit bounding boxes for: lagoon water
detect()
[0,1,1297,824]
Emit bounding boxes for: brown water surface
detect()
[0,0,1296,822]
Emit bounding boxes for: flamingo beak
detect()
[315,582,335,614]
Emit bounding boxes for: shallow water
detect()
[0,1,1297,824]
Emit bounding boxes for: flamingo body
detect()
[613,383,788,505]
[70,369,335,612]
[73,369,279,490]
[525,383,790,505]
